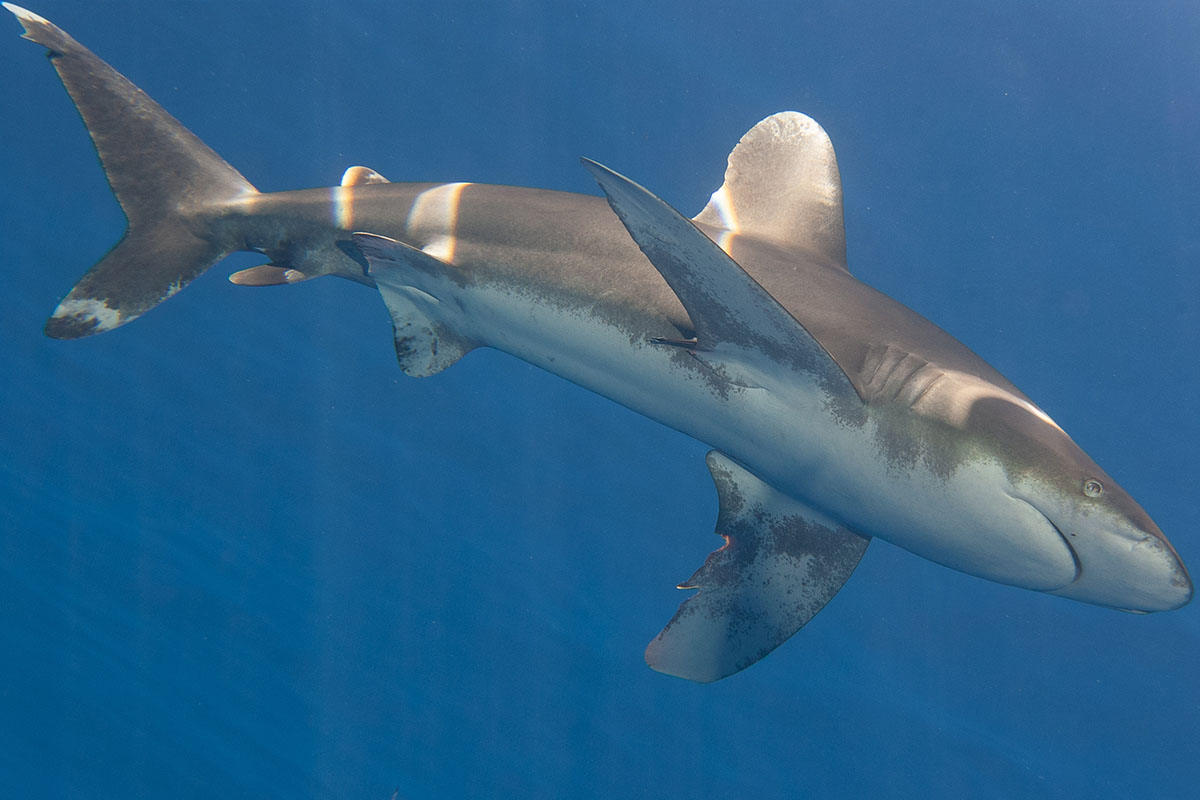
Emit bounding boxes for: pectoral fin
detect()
[581,158,858,403]
[646,452,869,682]
[353,232,476,377]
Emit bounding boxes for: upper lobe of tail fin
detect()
[5,4,258,337]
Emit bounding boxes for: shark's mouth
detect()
[1012,495,1082,589]
[1042,514,1083,585]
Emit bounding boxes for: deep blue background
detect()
[2,1,1198,797]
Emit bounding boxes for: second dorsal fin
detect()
[693,112,848,271]
[341,166,390,186]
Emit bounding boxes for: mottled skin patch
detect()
[867,400,977,482]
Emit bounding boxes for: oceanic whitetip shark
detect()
[7,4,1191,681]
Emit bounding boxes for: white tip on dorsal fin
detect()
[693,112,848,271]
[340,166,390,186]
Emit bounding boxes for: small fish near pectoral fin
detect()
[646,452,869,682]
[582,158,859,402]
[353,232,476,377]
[693,112,848,271]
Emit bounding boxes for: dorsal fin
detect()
[340,166,390,186]
[693,112,848,271]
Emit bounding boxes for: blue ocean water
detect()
[1,0,1197,797]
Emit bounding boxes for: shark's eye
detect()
[1082,479,1104,498]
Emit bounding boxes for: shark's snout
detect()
[1144,537,1194,611]
[1050,523,1192,612]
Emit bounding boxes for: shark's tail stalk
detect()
[5,3,258,338]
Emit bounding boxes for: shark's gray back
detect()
[322,179,1034,409]
[720,232,1033,406]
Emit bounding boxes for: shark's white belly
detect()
[450,279,1079,594]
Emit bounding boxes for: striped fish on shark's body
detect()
[6,3,1190,682]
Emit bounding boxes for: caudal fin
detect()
[5,4,258,338]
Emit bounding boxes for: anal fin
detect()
[646,451,869,682]
[353,232,476,377]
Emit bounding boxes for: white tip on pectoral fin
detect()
[646,452,869,682]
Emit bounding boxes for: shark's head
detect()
[1025,466,1192,613]
[987,398,1193,613]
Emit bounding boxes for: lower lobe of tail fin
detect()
[44,221,227,339]
[6,4,258,337]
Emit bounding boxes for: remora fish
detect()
[7,4,1191,682]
